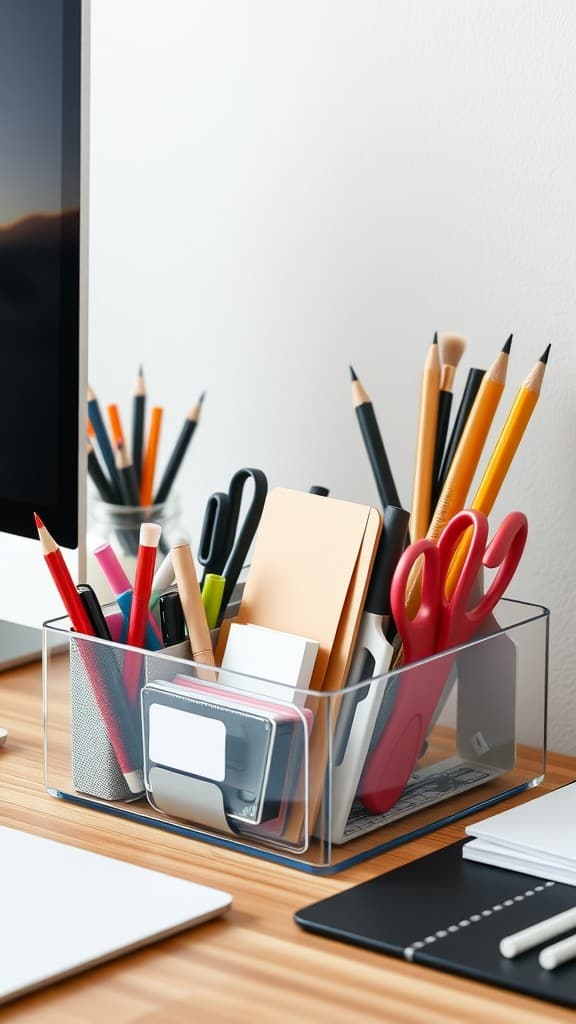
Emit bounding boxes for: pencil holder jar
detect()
[86,493,188,603]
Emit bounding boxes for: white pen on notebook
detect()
[500,906,576,959]
[539,932,576,971]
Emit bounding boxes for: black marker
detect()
[76,583,112,640]
[159,590,187,647]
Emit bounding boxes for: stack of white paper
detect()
[463,783,576,886]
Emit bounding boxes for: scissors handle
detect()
[198,491,232,579]
[390,538,441,664]
[471,511,528,622]
[218,468,268,621]
[437,510,527,651]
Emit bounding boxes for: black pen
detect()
[76,583,112,640]
[159,590,187,647]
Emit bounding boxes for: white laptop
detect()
[0,826,231,1005]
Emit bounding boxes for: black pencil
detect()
[87,441,115,504]
[115,440,141,506]
[153,392,205,504]
[436,366,486,496]
[87,385,123,503]
[131,365,146,486]
[350,367,400,511]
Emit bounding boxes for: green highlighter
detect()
[202,573,226,630]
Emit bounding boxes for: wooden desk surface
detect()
[0,660,574,1024]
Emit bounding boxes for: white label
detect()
[148,703,226,781]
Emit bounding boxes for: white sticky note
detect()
[149,703,226,780]
[219,622,319,705]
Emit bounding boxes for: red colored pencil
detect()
[34,513,144,793]
[125,522,162,701]
[34,513,94,634]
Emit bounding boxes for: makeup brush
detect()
[430,333,467,515]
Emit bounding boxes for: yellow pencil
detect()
[404,335,512,617]
[410,333,441,540]
[445,344,550,596]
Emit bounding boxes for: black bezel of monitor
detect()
[0,0,82,549]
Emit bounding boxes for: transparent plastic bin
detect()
[43,597,549,874]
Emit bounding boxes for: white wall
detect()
[88,0,576,753]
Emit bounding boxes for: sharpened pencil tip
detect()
[540,343,551,365]
[433,332,438,345]
[502,334,513,354]
[349,365,358,381]
[33,512,44,530]
[199,390,206,404]
[138,364,144,378]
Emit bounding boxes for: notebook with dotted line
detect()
[295,840,576,1010]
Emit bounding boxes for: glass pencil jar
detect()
[86,493,188,604]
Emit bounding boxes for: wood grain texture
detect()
[0,661,575,1023]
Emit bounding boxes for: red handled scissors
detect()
[359,508,528,814]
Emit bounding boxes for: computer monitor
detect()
[0,0,88,668]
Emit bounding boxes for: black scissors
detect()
[198,468,268,622]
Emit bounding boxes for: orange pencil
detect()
[410,333,440,540]
[139,405,163,506]
[107,403,126,448]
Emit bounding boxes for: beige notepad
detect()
[216,488,382,843]
[218,488,381,692]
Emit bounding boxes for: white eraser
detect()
[140,522,162,547]
[219,623,319,704]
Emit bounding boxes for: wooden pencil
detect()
[410,333,440,541]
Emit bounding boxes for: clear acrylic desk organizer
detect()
[43,596,549,874]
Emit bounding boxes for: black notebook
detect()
[295,841,576,1010]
